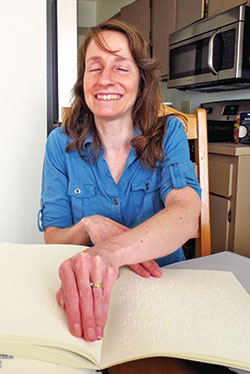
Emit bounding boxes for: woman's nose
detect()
[98,68,114,86]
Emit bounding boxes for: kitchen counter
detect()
[208,142,250,156]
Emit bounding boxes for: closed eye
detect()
[117,68,129,72]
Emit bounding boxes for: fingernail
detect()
[73,323,82,337]
[153,269,161,277]
[96,326,103,340]
[142,271,150,278]
[87,327,96,340]
[60,299,65,308]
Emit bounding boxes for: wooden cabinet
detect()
[207,0,250,17]
[151,0,205,78]
[208,143,250,258]
[175,0,205,30]
[151,0,176,78]
[118,0,151,45]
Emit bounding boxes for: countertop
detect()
[208,142,250,156]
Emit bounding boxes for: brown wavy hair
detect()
[64,19,169,168]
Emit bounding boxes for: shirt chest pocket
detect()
[68,181,98,224]
[131,176,163,222]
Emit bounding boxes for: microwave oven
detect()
[168,5,250,92]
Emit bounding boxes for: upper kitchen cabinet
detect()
[118,0,151,45]
[208,0,250,17]
[175,0,205,30]
[152,0,205,79]
[151,0,176,79]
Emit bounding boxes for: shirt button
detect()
[74,187,81,195]
[113,198,119,205]
[146,182,150,190]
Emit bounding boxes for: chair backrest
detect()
[160,105,211,257]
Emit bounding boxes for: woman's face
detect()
[84,30,140,123]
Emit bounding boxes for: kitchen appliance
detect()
[200,100,250,144]
[168,5,250,92]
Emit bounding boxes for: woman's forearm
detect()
[44,220,90,245]
[97,186,201,267]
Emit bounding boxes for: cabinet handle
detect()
[227,209,232,223]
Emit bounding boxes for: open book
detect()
[0,242,250,371]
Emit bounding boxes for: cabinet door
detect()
[210,194,231,253]
[120,0,151,45]
[207,0,248,17]
[151,0,205,78]
[209,160,234,198]
[175,0,205,30]
[151,0,176,78]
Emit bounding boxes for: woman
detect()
[39,20,201,342]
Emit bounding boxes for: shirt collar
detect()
[83,133,94,148]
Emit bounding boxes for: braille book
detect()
[0,242,250,371]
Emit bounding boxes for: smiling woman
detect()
[38,19,201,342]
[83,31,139,124]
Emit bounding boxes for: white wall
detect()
[0,0,46,244]
[58,0,78,122]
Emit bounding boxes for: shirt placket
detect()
[98,152,123,223]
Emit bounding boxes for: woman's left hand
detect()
[129,260,162,278]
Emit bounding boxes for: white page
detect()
[0,354,95,374]
[102,267,250,371]
[0,243,102,368]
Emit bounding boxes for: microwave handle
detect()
[208,30,220,75]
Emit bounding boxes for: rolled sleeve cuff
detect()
[161,162,202,202]
[37,205,73,232]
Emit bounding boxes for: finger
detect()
[56,287,66,310]
[139,260,162,278]
[59,260,82,338]
[129,264,151,278]
[72,252,96,342]
[90,256,105,340]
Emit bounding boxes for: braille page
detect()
[0,242,101,369]
[101,267,250,371]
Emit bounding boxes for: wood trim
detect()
[196,108,211,257]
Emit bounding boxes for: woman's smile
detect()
[95,93,122,101]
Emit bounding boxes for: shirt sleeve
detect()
[160,116,202,203]
[38,127,73,232]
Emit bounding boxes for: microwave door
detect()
[168,30,220,88]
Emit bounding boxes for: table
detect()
[109,252,250,374]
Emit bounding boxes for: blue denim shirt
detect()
[38,117,201,266]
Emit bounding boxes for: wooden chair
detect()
[160,105,211,258]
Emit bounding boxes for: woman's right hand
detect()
[57,245,119,341]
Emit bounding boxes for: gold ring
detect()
[90,282,103,288]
